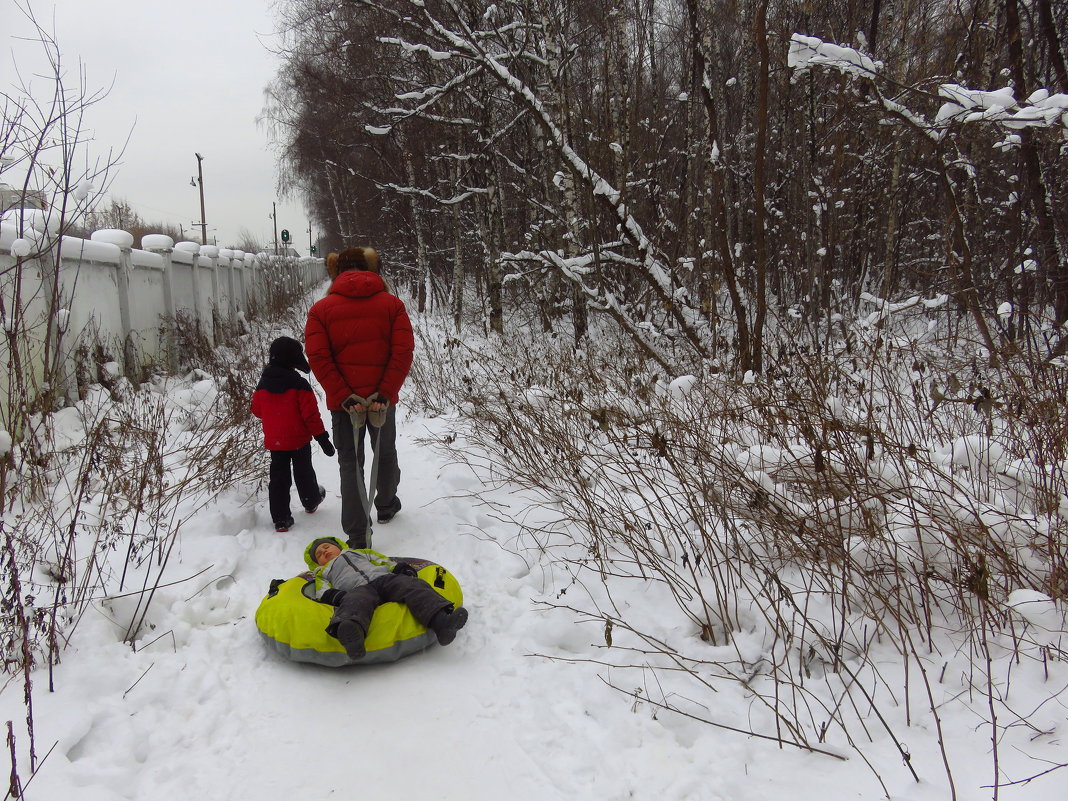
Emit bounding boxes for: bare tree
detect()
[267,0,1068,371]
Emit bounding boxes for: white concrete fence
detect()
[0,212,323,425]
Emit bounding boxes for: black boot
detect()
[305,485,327,514]
[429,606,468,646]
[377,497,402,524]
[335,619,366,659]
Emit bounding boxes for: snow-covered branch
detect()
[790,33,1068,141]
[374,182,485,205]
[936,85,1068,132]
[788,34,883,78]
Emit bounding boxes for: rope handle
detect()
[342,394,390,428]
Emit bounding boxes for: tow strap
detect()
[345,394,387,548]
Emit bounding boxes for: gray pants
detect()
[331,407,402,547]
[329,573,451,638]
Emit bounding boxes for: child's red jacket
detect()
[251,364,327,451]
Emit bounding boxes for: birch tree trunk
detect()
[750,0,770,374]
[399,133,429,314]
[451,150,464,333]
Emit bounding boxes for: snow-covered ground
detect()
[2,316,1066,801]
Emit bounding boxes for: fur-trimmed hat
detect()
[268,336,310,373]
[325,251,340,280]
[335,247,379,275]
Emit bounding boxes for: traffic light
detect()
[281,229,290,243]
[310,245,317,254]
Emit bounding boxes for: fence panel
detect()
[0,223,322,432]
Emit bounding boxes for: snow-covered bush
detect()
[409,306,1067,787]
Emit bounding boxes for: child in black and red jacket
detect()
[252,336,336,532]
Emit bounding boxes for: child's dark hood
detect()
[256,363,313,394]
[268,336,311,373]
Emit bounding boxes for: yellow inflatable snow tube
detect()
[255,551,464,667]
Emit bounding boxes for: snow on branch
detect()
[858,292,948,328]
[788,34,882,78]
[500,247,676,369]
[506,248,596,280]
[369,63,483,127]
[936,85,1068,132]
[373,107,477,127]
[375,181,485,205]
[787,34,941,140]
[378,35,454,61]
[790,33,1068,139]
[399,0,714,358]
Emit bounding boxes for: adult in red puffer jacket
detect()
[305,247,414,548]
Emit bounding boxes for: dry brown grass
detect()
[408,311,1068,790]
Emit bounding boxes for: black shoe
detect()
[305,485,327,514]
[377,498,401,524]
[429,606,468,646]
[335,620,366,660]
[274,516,294,532]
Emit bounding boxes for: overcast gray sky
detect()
[3,0,313,252]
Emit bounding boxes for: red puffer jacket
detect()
[251,365,327,450]
[304,270,415,410]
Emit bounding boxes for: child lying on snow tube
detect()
[256,536,467,667]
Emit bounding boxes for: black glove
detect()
[392,562,418,577]
[321,588,347,606]
[315,433,335,457]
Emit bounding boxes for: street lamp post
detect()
[272,201,279,255]
[194,153,207,245]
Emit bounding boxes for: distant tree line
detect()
[72,198,183,247]
[71,199,264,253]
[264,0,1067,372]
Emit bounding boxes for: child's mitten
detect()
[315,433,335,457]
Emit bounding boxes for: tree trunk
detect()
[750,0,771,373]
[1005,0,1067,322]
[687,0,753,372]
[451,153,464,333]
[1036,0,1068,93]
[400,134,429,315]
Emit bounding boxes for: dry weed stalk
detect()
[0,284,309,773]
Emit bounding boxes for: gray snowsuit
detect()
[307,541,452,640]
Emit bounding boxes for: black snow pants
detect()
[268,443,320,523]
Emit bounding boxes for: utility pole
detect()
[272,201,279,255]
[194,153,207,245]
